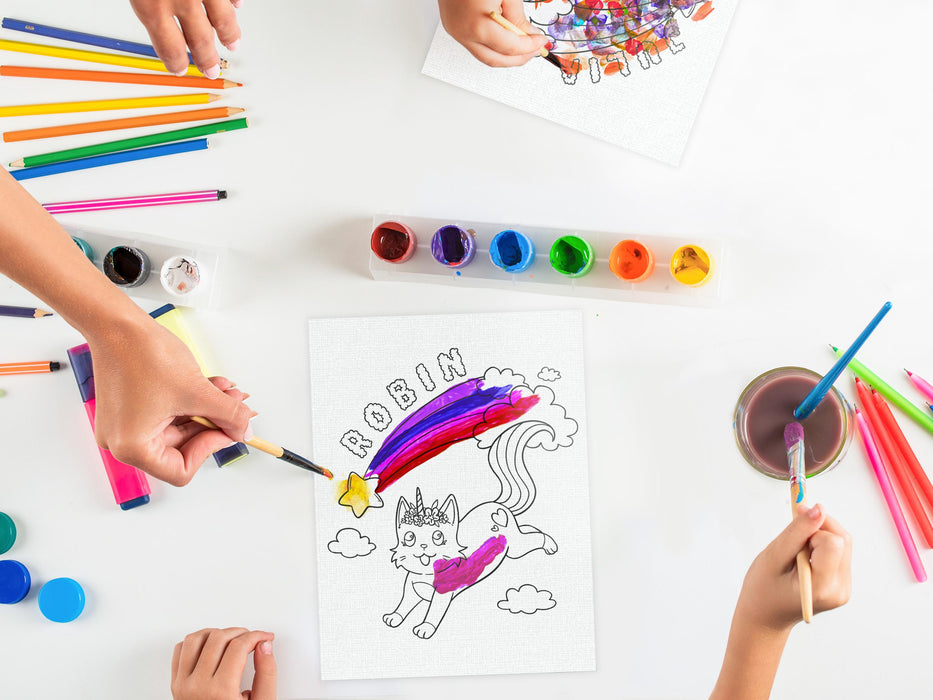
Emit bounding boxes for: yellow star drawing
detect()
[338,472,383,518]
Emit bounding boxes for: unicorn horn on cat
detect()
[415,487,424,515]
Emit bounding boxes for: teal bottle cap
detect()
[0,559,31,604]
[39,578,85,622]
[0,512,15,554]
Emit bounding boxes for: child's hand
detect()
[90,316,254,486]
[438,0,548,67]
[171,628,275,700]
[129,0,241,77]
[737,504,852,632]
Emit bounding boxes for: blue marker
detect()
[794,301,892,420]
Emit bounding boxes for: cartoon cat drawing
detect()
[383,487,557,639]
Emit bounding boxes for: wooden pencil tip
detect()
[207,93,222,102]
[35,309,53,318]
[229,107,246,115]
[222,80,242,88]
[10,158,23,168]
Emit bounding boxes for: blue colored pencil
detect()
[10,139,208,181]
[794,301,893,419]
[1,17,200,64]
[0,304,52,318]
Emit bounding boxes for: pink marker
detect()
[856,409,925,582]
[905,369,933,403]
[67,344,150,510]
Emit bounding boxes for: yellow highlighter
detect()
[150,303,249,467]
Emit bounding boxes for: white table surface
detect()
[2,1,933,698]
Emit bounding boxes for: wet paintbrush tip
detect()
[784,422,804,450]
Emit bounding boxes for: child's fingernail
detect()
[245,424,254,440]
[233,0,243,7]
[174,69,188,76]
[205,64,221,79]
[226,38,241,52]
[808,504,822,519]
[259,640,272,654]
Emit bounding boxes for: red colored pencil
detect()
[856,380,933,547]
[872,389,933,517]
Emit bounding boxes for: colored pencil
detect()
[12,118,248,168]
[856,380,933,548]
[488,11,564,71]
[784,422,813,623]
[0,361,61,375]
[0,93,219,118]
[11,139,209,181]
[43,190,226,214]
[1,18,227,68]
[0,39,205,76]
[833,346,933,437]
[189,416,333,479]
[855,409,927,582]
[872,390,933,517]
[906,369,933,403]
[0,305,52,318]
[0,65,241,89]
[795,301,892,419]
[2,107,244,142]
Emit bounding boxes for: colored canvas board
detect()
[309,311,596,680]
[422,0,739,165]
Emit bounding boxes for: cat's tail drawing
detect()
[487,421,555,516]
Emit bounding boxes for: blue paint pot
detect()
[489,230,535,273]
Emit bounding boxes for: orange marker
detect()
[0,361,61,375]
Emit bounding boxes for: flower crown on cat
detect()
[399,488,450,527]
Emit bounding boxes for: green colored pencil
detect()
[832,345,933,436]
[10,118,249,168]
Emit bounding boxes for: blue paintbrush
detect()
[794,301,892,419]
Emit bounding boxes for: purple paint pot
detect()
[431,225,476,269]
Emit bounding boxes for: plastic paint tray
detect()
[369,214,725,307]
[64,223,223,310]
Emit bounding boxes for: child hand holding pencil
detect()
[437,0,550,67]
[710,505,852,700]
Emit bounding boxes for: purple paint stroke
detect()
[432,535,507,595]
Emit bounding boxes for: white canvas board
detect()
[422,1,739,164]
[309,311,596,680]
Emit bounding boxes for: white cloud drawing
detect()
[537,367,561,382]
[327,528,376,558]
[497,584,556,614]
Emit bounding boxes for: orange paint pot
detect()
[609,239,655,282]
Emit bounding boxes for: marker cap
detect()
[39,578,86,622]
[0,511,15,555]
[0,559,31,604]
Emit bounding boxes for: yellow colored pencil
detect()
[0,39,206,76]
[0,94,220,118]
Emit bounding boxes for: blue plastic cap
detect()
[38,578,85,623]
[66,343,96,402]
[0,559,31,604]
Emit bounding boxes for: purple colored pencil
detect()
[43,189,227,214]
[0,305,52,318]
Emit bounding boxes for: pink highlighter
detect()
[67,343,150,510]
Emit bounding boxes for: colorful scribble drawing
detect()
[526,0,716,83]
[338,367,576,519]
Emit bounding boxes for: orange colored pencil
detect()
[2,106,245,142]
[0,361,62,375]
[0,65,241,89]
